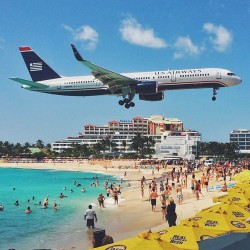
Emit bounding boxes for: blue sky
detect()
[0,0,249,144]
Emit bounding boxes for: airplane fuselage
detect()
[12,45,241,108]
[22,67,241,97]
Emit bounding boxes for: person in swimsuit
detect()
[149,188,158,212]
[97,193,105,208]
[176,184,183,205]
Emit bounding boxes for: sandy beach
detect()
[0,160,234,250]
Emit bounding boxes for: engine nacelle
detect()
[135,81,158,94]
[139,92,164,101]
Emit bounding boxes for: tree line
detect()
[0,137,248,160]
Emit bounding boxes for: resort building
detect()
[229,129,250,153]
[154,131,201,160]
[51,115,201,159]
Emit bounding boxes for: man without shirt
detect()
[149,188,158,212]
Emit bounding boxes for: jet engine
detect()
[139,92,164,101]
[135,81,158,94]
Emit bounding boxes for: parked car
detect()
[204,159,214,166]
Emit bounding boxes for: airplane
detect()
[10,45,241,108]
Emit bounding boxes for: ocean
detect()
[0,167,119,250]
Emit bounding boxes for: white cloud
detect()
[203,23,232,52]
[119,17,167,49]
[62,24,99,50]
[173,36,201,59]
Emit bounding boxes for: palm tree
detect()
[130,133,144,156]
[36,139,45,149]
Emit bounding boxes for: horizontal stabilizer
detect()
[9,77,48,89]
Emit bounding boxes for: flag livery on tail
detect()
[19,46,61,82]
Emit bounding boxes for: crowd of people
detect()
[141,160,250,228]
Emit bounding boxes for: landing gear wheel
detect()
[118,100,124,106]
[125,103,130,109]
[212,96,216,101]
[130,102,135,107]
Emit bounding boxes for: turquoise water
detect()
[0,167,117,250]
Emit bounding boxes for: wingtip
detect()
[71,44,84,61]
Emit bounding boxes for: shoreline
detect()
[0,162,234,250]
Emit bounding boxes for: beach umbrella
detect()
[89,232,178,250]
[157,225,199,250]
[157,225,223,243]
[228,189,250,201]
[220,192,250,206]
[196,203,250,221]
[213,194,229,203]
[182,213,250,233]
[232,170,250,181]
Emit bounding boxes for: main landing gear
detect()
[118,98,135,109]
[212,88,218,101]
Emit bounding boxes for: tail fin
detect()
[19,46,61,82]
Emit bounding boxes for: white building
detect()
[154,131,201,160]
[230,129,250,154]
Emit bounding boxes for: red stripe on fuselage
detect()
[19,46,32,52]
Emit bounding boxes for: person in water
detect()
[58,192,67,198]
[15,200,19,206]
[25,207,32,213]
[53,201,60,210]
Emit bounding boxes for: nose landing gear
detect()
[212,88,218,101]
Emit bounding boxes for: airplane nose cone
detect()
[237,77,242,85]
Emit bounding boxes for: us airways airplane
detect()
[10,44,241,108]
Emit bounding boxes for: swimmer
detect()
[41,202,48,209]
[81,188,86,193]
[25,207,32,213]
[54,201,60,210]
[14,200,19,206]
[58,192,67,198]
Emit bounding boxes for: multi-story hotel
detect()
[229,129,250,153]
[52,115,201,159]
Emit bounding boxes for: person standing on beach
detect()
[84,205,98,229]
[149,188,158,212]
[166,198,177,227]
[176,184,183,205]
[98,194,105,208]
[194,180,201,200]
[113,189,119,205]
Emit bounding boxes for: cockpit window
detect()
[227,72,236,76]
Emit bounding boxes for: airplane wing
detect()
[9,77,48,89]
[71,44,139,91]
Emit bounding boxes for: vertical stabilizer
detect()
[19,46,61,82]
